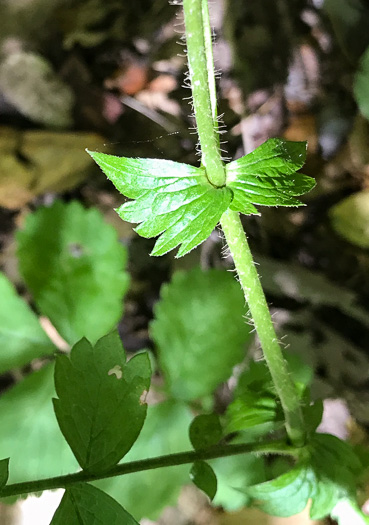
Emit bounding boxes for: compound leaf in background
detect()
[151,267,252,400]
[50,484,139,525]
[97,401,192,521]
[17,200,129,345]
[226,139,315,215]
[189,414,223,450]
[190,461,217,501]
[0,273,55,374]
[0,364,78,488]
[53,332,151,473]
[87,152,232,257]
[0,458,9,490]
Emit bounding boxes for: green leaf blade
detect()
[246,465,313,517]
[0,364,78,490]
[50,484,139,525]
[244,432,365,520]
[88,151,232,257]
[226,139,315,214]
[96,400,192,520]
[225,392,281,433]
[151,268,252,400]
[53,331,151,473]
[16,200,129,345]
[354,45,369,121]
[308,433,364,519]
[0,458,9,490]
[190,461,217,501]
[0,273,55,374]
[189,414,223,450]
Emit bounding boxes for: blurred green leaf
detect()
[303,399,324,436]
[0,459,9,490]
[0,272,55,374]
[87,152,232,257]
[225,391,282,434]
[189,414,222,450]
[0,128,106,210]
[354,46,369,120]
[0,51,74,128]
[226,139,314,215]
[17,201,129,345]
[329,190,369,248]
[226,352,313,435]
[210,451,266,511]
[324,0,369,61]
[151,267,252,400]
[190,461,217,500]
[246,463,312,517]
[244,433,364,519]
[0,364,78,489]
[53,332,151,473]
[50,484,139,524]
[97,401,192,520]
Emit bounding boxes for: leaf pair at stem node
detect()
[87,138,315,258]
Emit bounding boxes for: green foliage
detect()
[53,332,151,473]
[225,353,315,436]
[246,463,311,517]
[0,273,55,374]
[354,46,369,121]
[50,484,139,525]
[210,452,266,511]
[324,0,369,61]
[226,139,314,214]
[0,0,364,521]
[97,401,192,520]
[189,414,222,450]
[329,190,369,248]
[190,461,217,500]
[88,139,315,257]
[0,51,74,128]
[17,200,129,344]
[225,391,281,433]
[151,267,252,400]
[0,364,78,485]
[245,433,363,520]
[87,152,232,257]
[0,459,9,489]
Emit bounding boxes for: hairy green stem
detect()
[1,440,297,499]
[201,0,218,125]
[220,210,306,446]
[183,0,225,187]
[184,0,306,446]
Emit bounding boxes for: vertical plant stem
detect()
[220,210,306,446]
[183,0,306,446]
[201,0,218,125]
[183,0,225,187]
